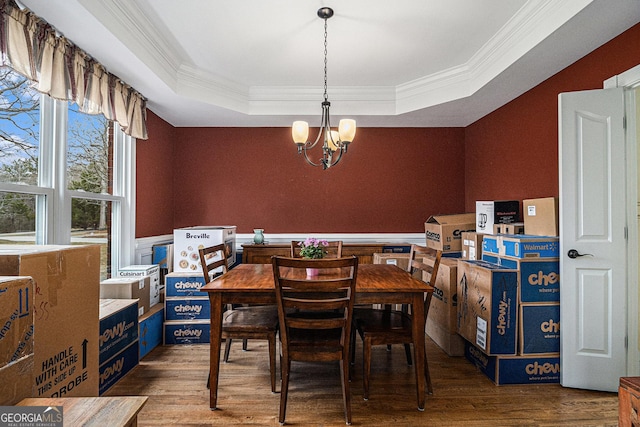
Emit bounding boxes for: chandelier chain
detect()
[323,17,328,102]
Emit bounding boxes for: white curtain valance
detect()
[0,0,148,139]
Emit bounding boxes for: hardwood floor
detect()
[105,337,619,426]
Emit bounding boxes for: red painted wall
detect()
[135,111,175,237]
[135,22,640,238]
[464,22,640,212]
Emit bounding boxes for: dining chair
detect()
[350,244,441,400]
[272,256,358,426]
[199,244,279,392]
[290,240,343,258]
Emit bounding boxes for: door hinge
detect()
[625,226,629,240]
[626,335,629,349]
[623,115,627,130]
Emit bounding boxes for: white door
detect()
[558,87,627,392]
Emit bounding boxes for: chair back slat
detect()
[407,244,442,317]
[198,244,229,283]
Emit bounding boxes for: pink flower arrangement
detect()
[298,238,329,259]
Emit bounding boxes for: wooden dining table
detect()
[201,262,433,411]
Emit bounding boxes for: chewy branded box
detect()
[164,321,211,345]
[165,298,210,321]
[0,276,34,368]
[498,257,560,303]
[373,253,410,271]
[425,214,476,252]
[457,260,518,355]
[139,304,164,359]
[461,232,484,260]
[100,277,150,317]
[0,354,34,405]
[465,341,560,385]
[519,303,560,355]
[99,340,139,395]
[173,226,236,273]
[523,197,559,237]
[475,200,520,234]
[424,257,458,333]
[0,244,100,398]
[99,299,139,366]
[118,265,160,308]
[164,272,207,298]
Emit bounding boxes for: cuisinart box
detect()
[173,226,236,273]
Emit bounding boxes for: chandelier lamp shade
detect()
[292,7,356,169]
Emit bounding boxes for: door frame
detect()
[604,65,640,376]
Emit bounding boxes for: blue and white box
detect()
[164,272,208,298]
[139,304,164,359]
[99,341,139,395]
[165,298,210,321]
[519,303,560,355]
[99,299,139,365]
[482,234,559,259]
[164,321,211,345]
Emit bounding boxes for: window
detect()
[0,67,136,279]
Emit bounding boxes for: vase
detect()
[306,268,320,277]
[253,229,264,244]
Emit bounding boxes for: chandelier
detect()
[292,7,356,169]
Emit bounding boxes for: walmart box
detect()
[457,260,518,355]
[118,264,160,307]
[465,341,560,385]
[99,341,139,395]
[164,321,210,345]
[99,299,139,365]
[425,213,476,252]
[520,303,560,355]
[482,234,559,259]
[165,298,210,321]
[164,272,208,298]
[139,304,164,359]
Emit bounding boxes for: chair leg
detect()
[279,358,291,425]
[404,343,413,366]
[425,351,433,395]
[223,338,232,362]
[268,333,277,393]
[206,369,210,389]
[242,338,248,351]
[362,336,372,401]
[340,359,352,425]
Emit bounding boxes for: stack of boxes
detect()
[163,273,210,345]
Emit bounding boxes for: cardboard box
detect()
[519,303,560,355]
[465,341,560,385]
[493,222,525,235]
[373,253,410,271]
[139,304,164,359]
[0,244,100,398]
[523,197,559,236]
[481,234,560,259]
[0,277,34,368]
[380,245,411,254]
[424,257,458,333]
[165,298,210,321]
[164,272,208,298]
[425,213,476,252]
[99,299,139,366]
[461,232,484,260]
[495,257,560,303]
[173,226,236,273]
[426,320,465,357]
[0,354,34,405]
[163,321,211,345]
[98,341,139,395]
[118,265,160,308]
[457,260,518,355]
[100,277,150,317]
[152,243,174,271]
[476,200,520,234]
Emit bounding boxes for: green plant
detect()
[298,238,329,259]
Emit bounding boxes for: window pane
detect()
[0,191,36,244]
[67,103,113,194]
[0,67,40,185]
[72,197,111,280]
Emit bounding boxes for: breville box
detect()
[173,226,236,273]
[465,341,560,385]
[424,257,458,333]
[98,340,139,396]
[163,321,211,345]
[0,354,34,405]
[461,232,484,260]
[0,276,34,368]
[118,265,160,307]
[519,303,560,355]
[457,260,518,355]
[164,272,208,298]
[425,213,476,252]
[165,298,210,321]
[99,299,139,366]
[100,277,150,316]
[0,244,101,397]
[476,200,520,234]
[139,304,164,360]
[523,197,559,236]
[373,253,410,271]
